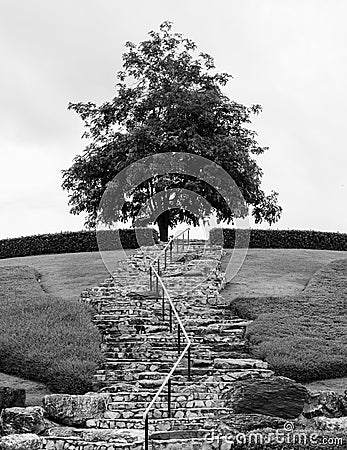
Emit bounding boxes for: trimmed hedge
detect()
[210,228,347,250]
[0,228,159,260]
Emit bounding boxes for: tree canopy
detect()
[62,21,282,241]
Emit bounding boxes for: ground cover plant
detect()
[0,265,102,394]
[227,258,347,382]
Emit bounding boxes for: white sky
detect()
[0,0,346,239]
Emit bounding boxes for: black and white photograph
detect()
[0,1,346,448]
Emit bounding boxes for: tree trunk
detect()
[157,211,170,242]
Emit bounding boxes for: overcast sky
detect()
[1,0,346,239]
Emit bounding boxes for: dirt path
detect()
[0,372,50,406]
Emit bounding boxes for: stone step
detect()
[95,370,166,381]
[102,352,179,362]
[87,296,230,309]
[100,343,249,361]
[104,331,239,343]
[86,416,218,433]
[102,347,247,359]
[94,376,197,390]
[102,341,249,354]
[102,406,229,420]
[103,334,185,344]
[105,390,217,404]
[97,324,170,335]
[43,428,144,450]
[100,361,174,372]
[150,435,213,449]
[150,428,211,442]
[94,367,274,387]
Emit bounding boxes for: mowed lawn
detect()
[0,250,133,395]
[222,248,347,388]
[0,249,133,301]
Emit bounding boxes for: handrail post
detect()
[145,415,149,450]
[162,288,165,322]
[182,231,185,251]
[168,379,172,418]
[149,266,153,291]
[169,305,172,333]
[170,240,173,262]
[164,248,167,269]
[188,346,191,381]
[188,229,190,247]
[157,260,160,298]
[177,324,181,355]
[176,235,179,253]
[156,274,159,297]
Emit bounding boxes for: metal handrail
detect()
[143,228,191,449]
[151,227,190,265]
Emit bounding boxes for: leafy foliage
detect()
[62,21,282,240]
[210,228,347,250]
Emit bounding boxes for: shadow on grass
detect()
[0,265,103,394]
[228,259,347,382]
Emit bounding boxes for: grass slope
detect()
[0,250,132,301]
[222,248,347,298]
[224,253,347,383]
[0,265,102,394]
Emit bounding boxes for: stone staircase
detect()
[14,236,273,450]
[51,237,272,449]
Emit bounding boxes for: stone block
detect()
[221,376,308,419]
[43,394,111,426]
[0,433,42,450]
[0,388,26,412]
[0,407,46,435]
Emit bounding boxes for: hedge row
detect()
[210,228,347,250]
[0,228,159,260]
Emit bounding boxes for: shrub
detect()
[210,228,347,250]
[0,228,159,260]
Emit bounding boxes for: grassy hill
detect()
[0,249,133,301]
[1,247,346,394]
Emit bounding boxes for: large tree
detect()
[62,21,282,241]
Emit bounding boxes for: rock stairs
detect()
[39,239,273,449]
